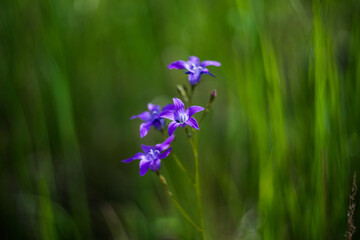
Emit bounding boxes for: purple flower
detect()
[168,56,221,85]
[122,135,175,176]
[159,98,204,135]
[131,103,174,138]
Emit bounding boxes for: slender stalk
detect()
[345,171,357,240]
[172,153,196,187]
[161,130,195,186]
[185,128,206,240]
[199,103,211,124]
[188,84,196,106]
[155,171,203,233]
[199,90,216,124]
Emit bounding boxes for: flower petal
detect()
[188,71,201,85]
[186,117,199,130]
[130,111,152,121]
[122,152,145,163]
[188,56,200,65]
[186,106,205,117]
[148,103,160,113]
[140,122,152,138]
[173,98,185,112]
[201,68,215,77]
[159,110,175,121]
[158,147,172,159]
[168,122,180,136]
[141,144,154,153]
[168,60,188,70]
[162,104,175,111]
[139,160,151,176]
[149,159,161,172]
[156,135,175,151]
[200,60,221,67]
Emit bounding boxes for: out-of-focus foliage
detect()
[1,0,359,239]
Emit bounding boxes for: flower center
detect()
[151,110,159,117]
[175,111,188,124]
[147,149,160,161]
[189,64,203,73]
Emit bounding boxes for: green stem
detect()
[172,153,196,187]
[188,84,196,106]
[199,90,216,124]
[156,171,203,233]
[185,128,206,240]
[161,130,195,186]
[199,103,211,124]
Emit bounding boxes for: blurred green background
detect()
[1,0,360,239]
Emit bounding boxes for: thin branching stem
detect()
[199,103,211,124]
[161,130,195,186]
[172,153,196,187]
[185,127,206,240]
[188,84,196,106]
[345,171,357,240]
[155,171,203,233]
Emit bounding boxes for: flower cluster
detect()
[122,56,220,176]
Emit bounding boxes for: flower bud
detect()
[176,85,189,103]
[209,89,216,104]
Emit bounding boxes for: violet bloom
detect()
[159,98,204,136]
[131,103,174,138]
[168,56,221,85]
[122,135,175,176]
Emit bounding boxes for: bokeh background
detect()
[1,0,360,239]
